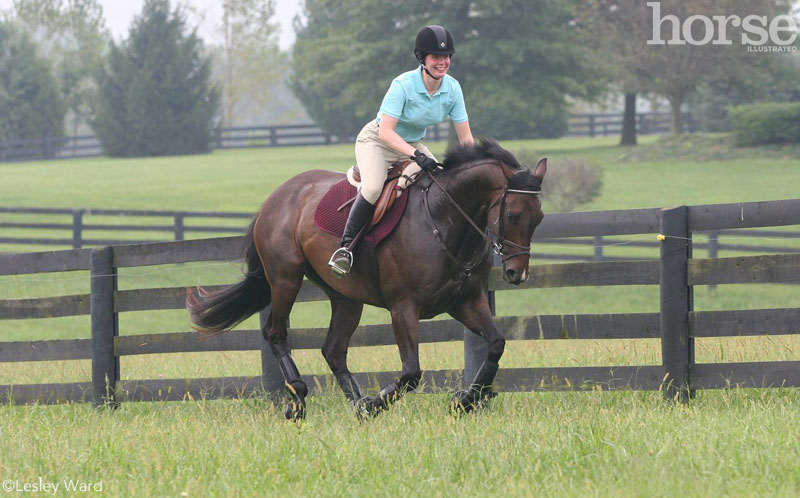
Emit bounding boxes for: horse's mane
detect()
[442,137,523,171]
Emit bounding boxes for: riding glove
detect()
[411,150,439,172]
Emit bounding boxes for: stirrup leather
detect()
[329,247,354,275]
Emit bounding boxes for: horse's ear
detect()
[533,158,547,179]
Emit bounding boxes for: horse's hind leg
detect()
[262,270,307,421]
[448,294,505,414]
[321,295,364,404]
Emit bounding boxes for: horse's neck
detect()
[430,163,505,256]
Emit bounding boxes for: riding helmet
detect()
[414,25,455,63]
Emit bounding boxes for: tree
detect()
[92,0,220,157]
[10,0,109,137]
[290,0,602,140]
[210,0,284,126]
[639,1,794,134]
[580,0,797,136]
[577,1,653,146]
[0,21,65,141]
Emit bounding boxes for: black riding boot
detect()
[328,193,375,276]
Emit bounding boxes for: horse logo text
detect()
[647,1,798,51]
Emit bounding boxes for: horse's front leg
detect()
[448,293,505,414]
[356,301,421,418]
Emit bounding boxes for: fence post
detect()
[174,213,185,241]
[588,115,596,137]
[259,308,284,402]
[594,235,604,261]
[91,246,119,408]
[269,127,278,147]
[659,206,691,403]
[639,114,648,135]
[707,230,719,290]
[72,210,84,249]
[463,254,499,384]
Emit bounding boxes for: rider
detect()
[328,25,475,276]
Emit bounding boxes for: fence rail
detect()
[566,111,697,137]
[0,112,694,163]
[3,205,799,262]
[2,198,800,406]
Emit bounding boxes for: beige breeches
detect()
[354,120,437,205]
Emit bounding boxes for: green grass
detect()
[2,390,800,496]
[3,136,800,496]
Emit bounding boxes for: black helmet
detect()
[414,25,454,63]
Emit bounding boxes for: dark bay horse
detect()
[187,138,546,420]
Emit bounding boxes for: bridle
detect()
[422,164,541,276]
[488,185,542,262]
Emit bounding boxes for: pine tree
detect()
[92,0,220,157]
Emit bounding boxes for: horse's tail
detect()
[186,219,271,335]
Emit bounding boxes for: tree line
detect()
[0,0,798,157]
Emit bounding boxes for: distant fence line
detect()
[2,198,800,406]
[1,206,798,264]
[0,112,694,163]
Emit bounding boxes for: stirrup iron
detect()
[329,247,353,276]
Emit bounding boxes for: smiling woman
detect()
[328,25,475,277]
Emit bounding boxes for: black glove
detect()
[411,150,439,172]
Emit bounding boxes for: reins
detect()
[421,162,541,276]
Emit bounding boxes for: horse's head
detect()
[491,158,547,285]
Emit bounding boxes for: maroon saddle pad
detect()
[314,179,409,246]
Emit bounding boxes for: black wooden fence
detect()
[0,112,693,163]
[566,112,697,137]
[3,206,799,263]
[2,199,799,405]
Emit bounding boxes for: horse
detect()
[187,138,546,420]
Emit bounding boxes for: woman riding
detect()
[328,24,475,276]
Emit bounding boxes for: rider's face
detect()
[424,54,450,78]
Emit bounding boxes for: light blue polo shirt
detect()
[376,68,468,142]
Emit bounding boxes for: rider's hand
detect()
[411,150,439,172]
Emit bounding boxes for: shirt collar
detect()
[413,67,450,96]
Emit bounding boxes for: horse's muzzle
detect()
[504,268,529,285]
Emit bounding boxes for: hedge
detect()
[729,102,800,147]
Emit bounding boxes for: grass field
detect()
[2,135,800,496]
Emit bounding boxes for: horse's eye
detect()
[506,212,520,224]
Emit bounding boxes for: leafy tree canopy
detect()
[290,0,601,140]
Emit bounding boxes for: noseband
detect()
[422,165,541,275]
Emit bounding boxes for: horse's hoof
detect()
[353,396,384,420]
[284,400,306,422]
[449,389,496,416]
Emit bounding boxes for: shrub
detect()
[729,103,800,147]
[516,150,602,212]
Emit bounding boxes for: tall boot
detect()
[328,193,375,276]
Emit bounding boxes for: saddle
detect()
[346,160,410,225]
[314,160,418,247]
